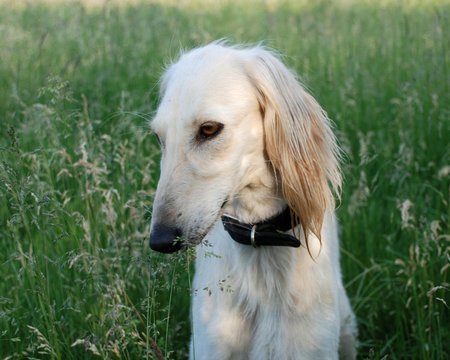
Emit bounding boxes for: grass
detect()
[0,0,448,359]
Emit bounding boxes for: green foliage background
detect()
[0,0,448,359]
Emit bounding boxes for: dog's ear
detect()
[244,47,342,242]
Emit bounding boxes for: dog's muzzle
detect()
[149,223,183,253]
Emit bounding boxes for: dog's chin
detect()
[185,231,211,248]
[184,216,220,249]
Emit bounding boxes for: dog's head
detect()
[149,42,341,253]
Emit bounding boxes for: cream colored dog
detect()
[149,42,357,360]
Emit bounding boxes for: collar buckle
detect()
[250,225,257,248]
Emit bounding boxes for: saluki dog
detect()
[149,42,357,360]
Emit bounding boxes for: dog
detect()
[149,42,357,360]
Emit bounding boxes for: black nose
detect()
[149,223,184,253]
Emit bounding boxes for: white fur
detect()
[150,42,357,359]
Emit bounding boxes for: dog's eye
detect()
[197,121,224,141]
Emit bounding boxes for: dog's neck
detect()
[203,166,304,305]
[222,165,285,225]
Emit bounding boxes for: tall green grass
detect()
[0,1,448,359]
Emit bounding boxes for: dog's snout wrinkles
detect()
[149,224,183,253]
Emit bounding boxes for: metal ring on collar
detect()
[250,225,257,248]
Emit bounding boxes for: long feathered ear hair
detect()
[243,46,342,244]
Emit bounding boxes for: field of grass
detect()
[0,0,448,359]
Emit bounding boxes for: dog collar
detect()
[221,207,301,248]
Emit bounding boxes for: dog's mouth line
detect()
[184,215,221,249]
[220,197,228,209]
[182,195,230,249]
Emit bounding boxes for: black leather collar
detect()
[221,207,301,248]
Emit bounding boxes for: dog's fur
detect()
[149,42,357,359]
